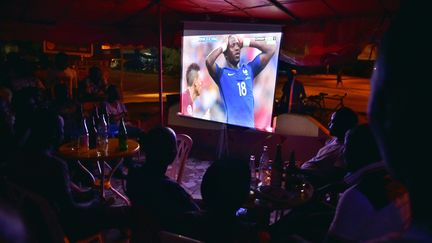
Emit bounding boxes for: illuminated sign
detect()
[43,41,93,57]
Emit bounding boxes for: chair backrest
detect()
[159,231,203,243]
[166,134,193,183]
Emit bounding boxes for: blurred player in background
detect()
[181,63,202,116]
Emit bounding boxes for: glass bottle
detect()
[284,150,299,191]
[88,116,98,149]
[93,105,100,122]
[97,114,109,152]
[118,117,128,151]
[100,103,110,126]
[271,144,283,187]
[249,155,257,189]
[100,103,112,138]
[259,145,270,186]
[79,118,89,151]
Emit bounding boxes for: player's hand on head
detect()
[237,36,243,49]
[222,36,229,53]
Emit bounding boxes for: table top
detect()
[58,138,140,161]
[250,181,314,210]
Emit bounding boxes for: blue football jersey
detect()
[215,55,261,128]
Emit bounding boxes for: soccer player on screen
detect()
[206,35,276,128]
[182,63,202,116]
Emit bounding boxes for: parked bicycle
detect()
[303,92,347,125]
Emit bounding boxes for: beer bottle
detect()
[271,144,283,187]
[249,155,257,189]
[258,145,270,186]
[118,117,128,151]
[93,104,100,122]
[88,116,98,149]
[97,114,109,151]
[284,150,299,191]
[79,118,89,151]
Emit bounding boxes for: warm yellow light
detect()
[101,44,111,50]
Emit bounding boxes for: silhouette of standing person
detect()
[280,69,306,114]
[368,1,432,241]
[336,69,343,88]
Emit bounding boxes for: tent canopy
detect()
[0,0,399,66]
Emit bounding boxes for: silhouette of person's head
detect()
[328,107,358,140]
[54,52,69,71]
[344,124,381,173]
[224,35,241,67]
[106,85,121,103]
[287,69,297,82]
[11,87,42,117]
[369,2,431,229]
[142,126,177,172]
[88,66,103,84]
[201,157,251,215]
[25,108,64,151]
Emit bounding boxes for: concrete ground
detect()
[294,74,371,123]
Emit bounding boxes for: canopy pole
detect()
[158,2,164,125]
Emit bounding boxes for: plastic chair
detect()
[167,134,193,183]
[159,231,203,243]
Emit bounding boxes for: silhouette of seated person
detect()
[47,52,77,99]
[278,69,306,114]
[1,178,66,242]
[300,107,358,187]
[52,83,81,142]
[9,58,45,93]
[6,108,129,241]
[10,87,43,148]
[367,3,432,241]
[178,157,262,243]
[269,124,384,243]
[326,124,411,242]
[78,66,107,102]
[126,126,199,235]
[102,84,141,138]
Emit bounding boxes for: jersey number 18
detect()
[237,81,247,96]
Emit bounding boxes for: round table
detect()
[246,181,314,225]
[58,138,140,205]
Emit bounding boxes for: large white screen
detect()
[180,22,282,132]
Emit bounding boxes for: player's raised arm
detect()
[205,39,226,80]
[241,37,276,74]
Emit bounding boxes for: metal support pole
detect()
[158,3,164,125]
